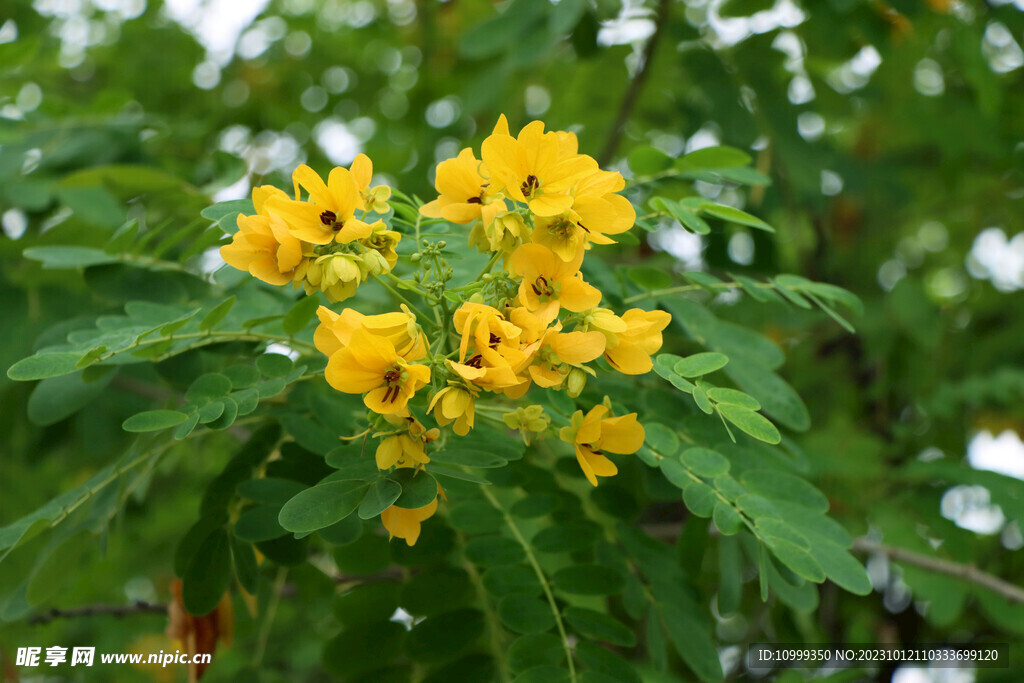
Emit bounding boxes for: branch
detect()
[28,601,167,625]
[851,538,1024,605]
[598,0,673,166]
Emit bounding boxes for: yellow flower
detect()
[349,153,392,213]
[294,253,363,302]
[266,164,373,245]
[448,302,528,392]
[365,221,402,269]
[559,404,645,486]
[428,384,478,436]
[469,210,530,254]
[325,328,431,414]
[453,302,523,363]
[381,497,438,546]
[604,308,672,375]
[481,115,597,217]
[420,147,505,226]
[523,326,605,389]
[509,244,602,325]
[220,212,303,286]
[375,413,438,469]
[314,305,427,360]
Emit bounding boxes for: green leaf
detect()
[182,529,232,616]
[718,405,781,444]
[449,501,504,534]
[677,146,751,169]
[278,480,370,533]
[27,369,114,426]
[681,448,731,478]
[551,565,624,595]
[8,352,84,381]
[237,478,306,506]
[531,523,599,554]
[563,607,636,647]
[722,355,809,431]
[706,387,760,409]
[223,364,260,389]
[122,409,190,432]
[574,640,640,683]
[333,581,399,626]
[257,353,293,377]
[283,295,321,336]
[401,568,474,617]
[692,385,713,414]
[508,633,566,672]
[482,566,543,597]
[465,535,526,567]
[230,535,259,594]
[772,278,814,309]
[358,479,402,519]
[629,146,674,175]
[700,203,774,232]
[718,535,742,615]
[511,493,560,519]
[430,447,508,468]
[644,423,680,455]
[390,469,438,509]
[23,246,119,269]
[234,505,288,542]
[682,271,725,290]
[199,296,236,332]
[405,608,485,663]
[682,482,717,517]
[202,199,254,234]
[186,373,232,401]
[627,266,672,290]
[713,502,744,535]
[741,470,829,512]
[497,595,557,634]
[765,537,826,583]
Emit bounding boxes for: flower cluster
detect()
[220,116,671,545]
[219,154,399,302]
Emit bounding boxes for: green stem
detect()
[252,567,288,666]
[93,330,318,365]
[481,487,577,681]
[373,274,436,323]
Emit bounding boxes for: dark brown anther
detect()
[384,369,401,384]
[530,283,542,296]
[467,196,482,204]
[320,210,337,226]
[488,333,501,348]
[520,174,540,198]
[466,354,483,368]
[577,221,590,234]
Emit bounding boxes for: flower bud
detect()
[566,367,587,398]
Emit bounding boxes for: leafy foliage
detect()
[2,0,1023,681]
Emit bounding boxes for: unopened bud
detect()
[566,367,587,398]
[411,252,421,262]
[438,240,447,248]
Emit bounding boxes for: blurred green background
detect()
[2,0,1024,681]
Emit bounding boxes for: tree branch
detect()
[28,601,167,625]
[851,538,1024,605]
[598,0,673,166]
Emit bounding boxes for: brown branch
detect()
[852,538,1024,605]
[598,0,673,166]
[28,601,167,625]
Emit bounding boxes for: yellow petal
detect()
[292,164,333,206]
[597,414,645,454]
